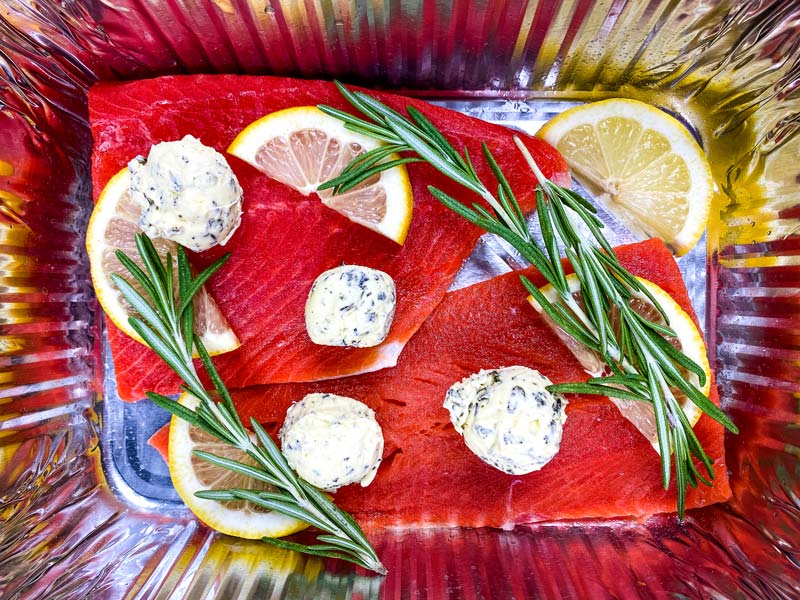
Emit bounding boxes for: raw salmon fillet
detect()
[151,240,730,528]
[89,75,569,400]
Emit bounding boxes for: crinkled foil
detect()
[0,1,798,598]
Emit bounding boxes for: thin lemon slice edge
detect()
[168,393,308,539]
[228,106,413,245]
[529,274,711,452]
[86,169,239,355]
[537,99,714,256]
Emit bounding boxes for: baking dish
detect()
[0,1,798,597]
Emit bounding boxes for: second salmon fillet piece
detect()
[151,240,730,528]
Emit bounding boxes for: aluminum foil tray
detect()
[1,1,798,598]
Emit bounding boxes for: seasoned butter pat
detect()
[279,393,384,491]
[305,265,396,347]
[128,135,243,252]
[444,366,567,475]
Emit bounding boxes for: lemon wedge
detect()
[169,393,308,539]
[228,106,413,245]
[529,274,711,451]
[86,169,239,355]
[537,99,714,255]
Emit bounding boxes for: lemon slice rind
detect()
[86,169,240,355]
[168,393,307,539]
[228,106,413,245]
[537,99,713,256]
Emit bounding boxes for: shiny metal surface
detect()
[0,0,798,598]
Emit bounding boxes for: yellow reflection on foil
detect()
[716,108,800,251]
[187,537,383,596]
[186,537,323,597]
[0,190,25,224]
[0,223,29,247]
[511,1,539,68]
[0,442,22,469]
[719,255,800,269]
[0,189,30,248]
[531,2,575,86]
[0,302,37,326]
[212,0,235,14]
[0,430,23,490]
[0,253,33,280]
[0,337,24,355]
[0,340,21,385]
[0,161,12,176]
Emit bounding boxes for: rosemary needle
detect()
[112,234,385,574]
[318,83,738,518]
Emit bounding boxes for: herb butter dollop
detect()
[128,135,243,252]
[279,393,384,491]
[305,265,396,347]
[444,366,567,475]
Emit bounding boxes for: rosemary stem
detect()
[245,445,346,537]
[563,294,599,339]
[514,137,549,187]
[480,188,528,240]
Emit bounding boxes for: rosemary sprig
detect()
[111,234,385,574]
[318,83,738,517]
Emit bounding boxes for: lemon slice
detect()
[529,274,711,451]
[86,169,240,355]
[228,106,413,245]
[169,393,308,539]
[537,99,714,255]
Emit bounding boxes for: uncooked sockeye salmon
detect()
[151,239,730,528]
[89,75,570,401]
